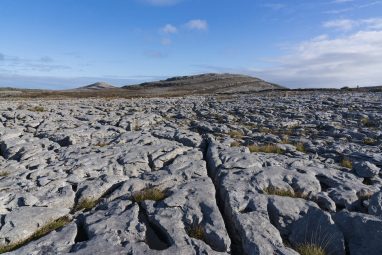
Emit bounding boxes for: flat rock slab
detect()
[0,92,381,254]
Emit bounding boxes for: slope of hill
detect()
[123,73,285,95]
[74,82,117,91]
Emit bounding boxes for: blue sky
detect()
[1,0,382,89]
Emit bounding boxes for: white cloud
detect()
[253,28,382,88]
[363,18,382,29]
[263,3,286,10]
[139,0,182,6]
[323,19,355,31]
[185,19,208,31]
[323,18,382,31]
[161,24,177,34]
[333,0,353,3]
[144,50,167,59]
[161,38,172,45]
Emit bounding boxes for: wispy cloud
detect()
[252,27,382,88]
[323,19,356,31]
[160,38,172,46]
[323,18,382,31]
[262,3,286,10]
[333,0,353,3]
[139,0,182,6]
[161,24,178,34]
[185,19,208,31]
[325,0,382,14]
[144,50,167,59]
[0,53,70,73]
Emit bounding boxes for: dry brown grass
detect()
[186,224,205,240]
[0,216,70,253]
[295,243,326,255]
[29,106,45,112]
[363,138,376,145]
[228,130,244,139]
[263,186,307,199]
[360,117,377,128]
[230,141,241,147]
[295,143,306,152]
[248,144,284,154]
[340,158,352,169]
[74,198,100,212]
[95,142,108,147]
[133,188,167,202]
[0,171,9,177]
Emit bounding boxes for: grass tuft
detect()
[0,171,9,177]
[133,188,167,202]
[295,243,326,255]
[230,141,241,147]
[360,117,376,128]
[95,142,108,147]
[295,143,305,152]
[248,144,284,154]
[0,216,70,253]
[228,130,243,139]
[363,138,376,145]
[263,186,307,199]
[264,186,295,197]
[29,106,45,112]
[186,224,205,240]
[74,198,99,212]
[340,158,352,169]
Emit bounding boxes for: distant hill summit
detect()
[76,82,117,91]
[123,73,284,95]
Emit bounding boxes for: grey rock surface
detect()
[0,91,381,254]
[335,210,382,255]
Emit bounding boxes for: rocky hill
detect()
[75,82,117,91]
[123,73,284,95]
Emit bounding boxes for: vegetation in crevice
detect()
[0,216,71,254]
